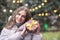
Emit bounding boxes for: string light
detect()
[38,5,41,8]
[3,9,6,12]
[12,0,16,3]
[20,0,23,3]
[38,13,41,16]
[35,7,38,10]
[41,3,45,6]
[9,9,13,13]
[24,3,28,7]
[42,13,44,16]
[31,17,33,20]
[54,10,57,13]
[32,8,35,11]
[44,0,47,3]
[30,9,32,12]
[17,0,20,3]
[45,13,48,16]
[59,14,60,17]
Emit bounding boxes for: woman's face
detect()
[16,10,26,24]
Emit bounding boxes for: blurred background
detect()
[0,0,60,40]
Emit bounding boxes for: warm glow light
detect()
[59,14,60,17]
[12,0,15,3]
[20,0,23,3]
[38,5,41,8]
[32,8,35,11]
[30,9,32,12]
[31,18,33,20]
[3,9,6,12]
[45,13,48,16]
[17,0,20,3]
[38,13,41,16]
[9,10,13,13]
[42,13,44,16]
[54,10,57,13]
[25,3,28,6]
[35,7,38,10]
[41,3,45,6]
[44,0,47,3]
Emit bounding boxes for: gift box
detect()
[25,20,38,31]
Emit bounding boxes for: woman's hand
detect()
[20,26,26,36]
[25,19,40,32]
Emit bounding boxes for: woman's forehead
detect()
[18,10,26,16]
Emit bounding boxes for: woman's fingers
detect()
[20,26,26,36]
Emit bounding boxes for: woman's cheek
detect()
[16,15,19,19]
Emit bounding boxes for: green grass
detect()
[42,32,60,40]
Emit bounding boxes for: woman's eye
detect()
[22,15,26,18]
[18,13,20,15]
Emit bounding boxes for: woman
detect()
[0,6,42,40]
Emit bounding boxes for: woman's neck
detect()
[15,23,22,28]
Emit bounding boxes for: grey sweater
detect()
[0,25,42,40]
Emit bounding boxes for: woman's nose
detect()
[19,16,22,18]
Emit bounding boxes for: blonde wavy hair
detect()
[5,6,31,29]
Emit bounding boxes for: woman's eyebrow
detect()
[22,15,26,17]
